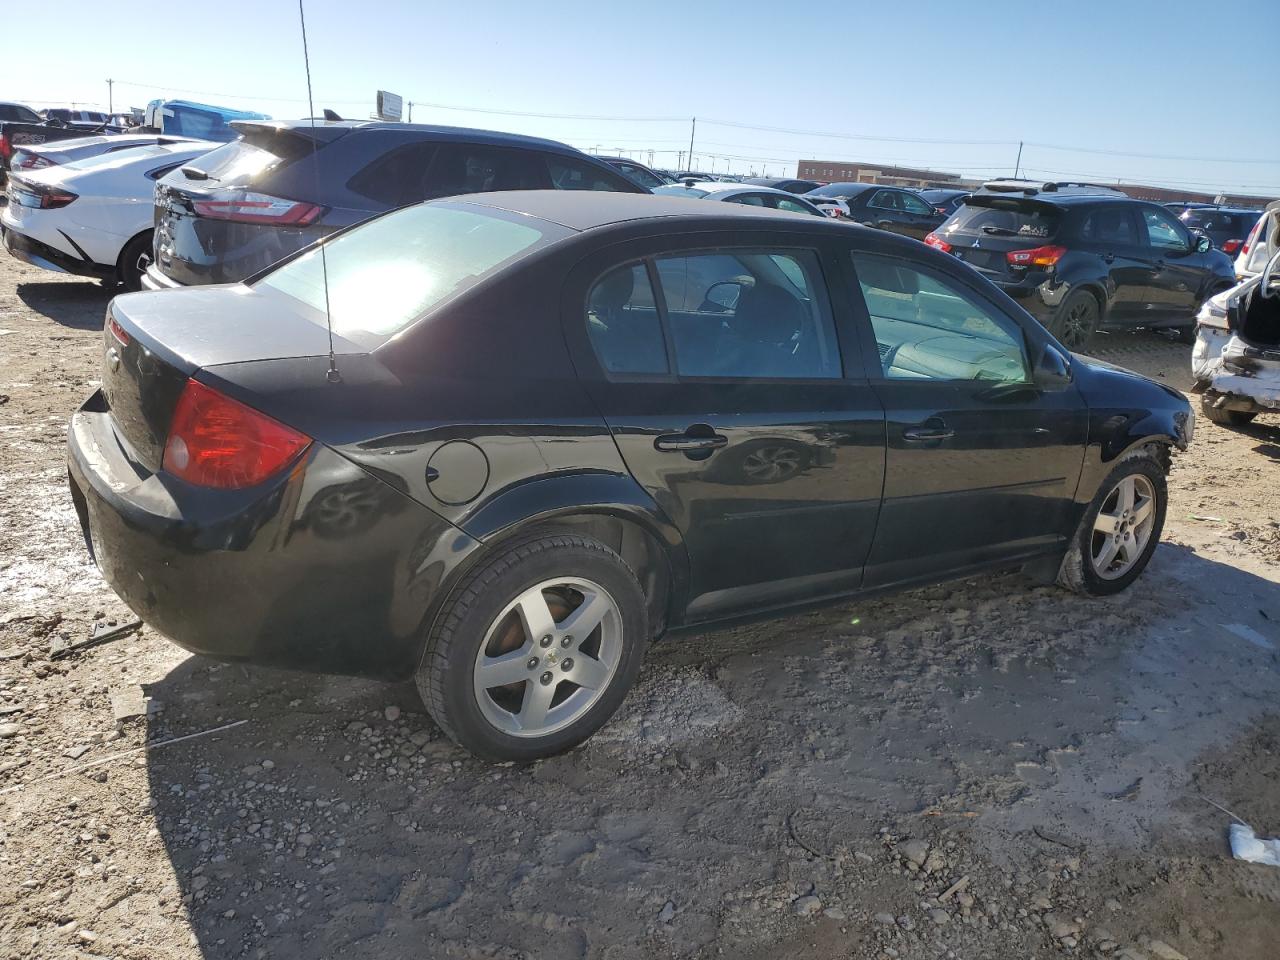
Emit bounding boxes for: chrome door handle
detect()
[903,420,954,442]
[654,433,728,452]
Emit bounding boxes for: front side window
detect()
[1141,207,1190,250]
[546,156,626,192]
[655,250,841,379]
[851,253,1028,383]
[900,192,933,215]
[585,264,668,375]
[868,189,900,211]
[727,193,769,207]
[773,197,819,216]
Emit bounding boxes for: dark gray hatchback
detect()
[143,120,646,289]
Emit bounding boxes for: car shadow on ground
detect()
[16,280,114,329]
[140,545,1280,960]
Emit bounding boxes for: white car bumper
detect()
[1193,325,1280,413]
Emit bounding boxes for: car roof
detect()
[808,182,878,195]
[661,181,798,197]
[271,119,589,154]
[451,190,832,232]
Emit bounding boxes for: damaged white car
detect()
[1192,201,1280,427]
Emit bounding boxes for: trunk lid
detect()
[100,285,363,471]
[933,196,1064,282]
[153,122,349,286]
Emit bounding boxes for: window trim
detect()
[845,249,1036,386]
[581,245,848,384]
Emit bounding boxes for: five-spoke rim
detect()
[472,577,621,738]
[742,445,802,482]
[1090,474,1156,580]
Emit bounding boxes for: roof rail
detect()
[982,178,1126,197]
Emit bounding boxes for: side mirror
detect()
[1194,234,1211,254]
[1033,343,1072,388]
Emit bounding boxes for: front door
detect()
[1136,205,1202,314]
[564,236,886,622]
[842,250,1089,587]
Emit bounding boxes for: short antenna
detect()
[297,0,340,384]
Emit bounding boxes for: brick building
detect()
[797,160,963,188]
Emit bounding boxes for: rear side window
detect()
[424,144,548,199]
[347,142,438,206]
[546,156,628,192]
[1080,207,1137,244]
[255,203,568,344]
[941,200,1061,241]
[585,250,841,380]
[586,265,668,374]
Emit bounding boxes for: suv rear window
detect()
[941,199,1061,240]
[254,202,571,345]
[179,140,283,183]
[1178,210,1259,236]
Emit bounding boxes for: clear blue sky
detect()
[10,0,1279,195]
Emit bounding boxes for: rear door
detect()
[841,248,1087,587]
[1075,205,1147,318]
[563,231,886,622]
[422,143,550,198]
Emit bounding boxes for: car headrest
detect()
[731,283,805,343]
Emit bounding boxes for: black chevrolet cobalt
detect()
[68,192,1193,761]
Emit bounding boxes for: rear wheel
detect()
[1049,290,1100,349]
[1200,394,1257,427]
[1058,449,1167,596]
[417,534,649,761]
[117,231,153,292]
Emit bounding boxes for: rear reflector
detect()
[106,314,130,346]
[924,232,952,253]
[191,191,323,226]
[1006,244,1067,268]
[163,379,310,489]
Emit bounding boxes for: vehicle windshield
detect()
[254,202,571,343]
[654,184,710,199]
[940,199,1061,240]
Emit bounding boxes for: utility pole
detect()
[407,101,413,122]
[1014,141,1023,178]
[677,150,684,171]
[106,78,113,115]
[687,117,696,173]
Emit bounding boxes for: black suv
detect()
[925,180,1238,347]
[144,122,646,289]
[1167,204,1261,258]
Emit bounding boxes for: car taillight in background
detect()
[0,134,10,162]
[924,232,952,253]
[162,379,311,489]
[1006,244,1067,268]
[1240,217,1264,258]
[12,151,52,171]
[1221,239,1242,255]
[191,191,324,226]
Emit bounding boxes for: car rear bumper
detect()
[141,263,182,290]
[2,224,114,280]
[1192,325,1280,413]
[990,273,1063,323]
[67,392,480,679]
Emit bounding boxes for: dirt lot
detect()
[1,255,1278,960]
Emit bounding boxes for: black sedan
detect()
[805,182,946,239]
[69,192,1192,762]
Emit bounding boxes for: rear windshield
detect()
[807,183,870,198]
[254,202,571,344]
[1178,209,1260,236]
[178,140,281,183]
[940,199,1061,240]
[654,184,710,199]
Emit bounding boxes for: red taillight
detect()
[1006,244,1067,268]
[1221,239,1242,255]
[162,379,310,489]
[924,232,952,253]
[37,187,78,209]
[106,314,130,346]
[191,191,323,226]
[0,134,10,161]
[1241,218,1264,257]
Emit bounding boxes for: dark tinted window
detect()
[808,183,872,199]
[1080,207,1137,244]
[424,144,548,200]
[546,155,628,191]
[1179,209,1259,236]
[347,141,438,206]
[727,193,769,207]
[940,200,1061,240]
[868,189,901,210]
[655,250,841,379]
[612,162,665,189]
[0,104,41,122]
[586,264,668,375]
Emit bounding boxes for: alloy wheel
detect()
[741,445,803,482]
[1090,474,1156,579]
[1059,299,1096,349]
[472,577,622,737]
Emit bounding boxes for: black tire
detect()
[1174,324,1197,345]
[1049,289,1100,349]
[1200,395,1257,427]
[1057,448,1168,597]
[117,231,153,292]
[417,534,649,761]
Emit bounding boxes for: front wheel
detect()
[1058,450,1167,596]
[1049,289,1100,349]
[417,534,649,761]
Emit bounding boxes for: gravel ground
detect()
[1,256,1278,960]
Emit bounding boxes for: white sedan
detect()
[2,139,214,290]
[10,133,201,174]
[654,180,830,217]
